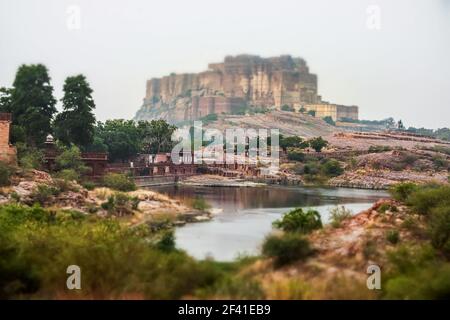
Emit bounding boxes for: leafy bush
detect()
[16,143,43,170]
[0,161,13,186]
[386,230,400,244]
[384,245,450,299]
[0,204,224,299]
[273,208,322,234]
[54,144,90,177]
[407,185,450,215]
[389,182,418,202]
[428,206,450,253]
[82,181,96,190]
[31,184,60,205]
[157,230,176,252]
[322,159,344,177]
[287,150,305,162]
[329,206,352,228]
[308,137,328,152]
[322,116,335,126]
[281,104,295,112]
[53,178,79,193]
[377,203,398,213]
[103,173,136,192]
[55,168,79,181]
[100,192,139,216]
[303,161,320,175]
[262,233,313,267]
[191,197,211,211]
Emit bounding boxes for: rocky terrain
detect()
[0,169,211,226]
[205,110,336,138]
[241,199,425,299]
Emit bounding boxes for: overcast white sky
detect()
[1,0,449,128]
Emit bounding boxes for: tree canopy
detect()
[10,64,57,145]
[54,75,96,148]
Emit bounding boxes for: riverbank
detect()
[0,169,212,228]
[180,174,266,187]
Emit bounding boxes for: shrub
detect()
[363,239,377,259]
[157,230,176,252]
[55,168,79,181]
[287,150,305,162]
[389,182,418,202]
[0,204,224,299]
[82,181,96,190]
[308,137,328,152]
[329,206,352,228]
[54,144,90,177]
[307,110,316,117]
[191,197,211,211]
[281,104,295,112]
[378,203,397,213]
[386,230,400,244]
[303,161,320,175]
[262,233,313,267]
[0,161,13,186]
[100,192,138,216]
[407,185,450,215]
[323,116,335,126]
[383,245,450,299]
[53,178,79,193]
[16,143,44,170]
[31,184,60,205]
[273,208,322,234]
[101,195,116,213]
[428,206,450,253]
[103,173,136,192]
[322,159,344,177]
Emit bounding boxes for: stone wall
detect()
[0,113,17,165]
[303,104,358,121]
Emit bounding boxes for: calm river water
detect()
[151,185,389,261]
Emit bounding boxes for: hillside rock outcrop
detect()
[134,55,322,123]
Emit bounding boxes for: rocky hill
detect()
[134,54,322,124]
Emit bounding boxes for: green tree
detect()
[138,119,176,154]
[10,64,57,146]
[281,104,295,112]
[54,75,96,148]
[54,144,90,177]
[323,116,335,126]
[0,87,13,113]
[280,135,307,153]
[273,208,323,234]
[96,120,141,162]
[309,137,328,152]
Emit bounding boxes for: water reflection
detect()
[152,185,388,213]
[148,185,389,261]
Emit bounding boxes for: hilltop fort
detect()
[134,55,358,124]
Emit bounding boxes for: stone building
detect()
[301,104,359,121]
[0,113,17,165]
